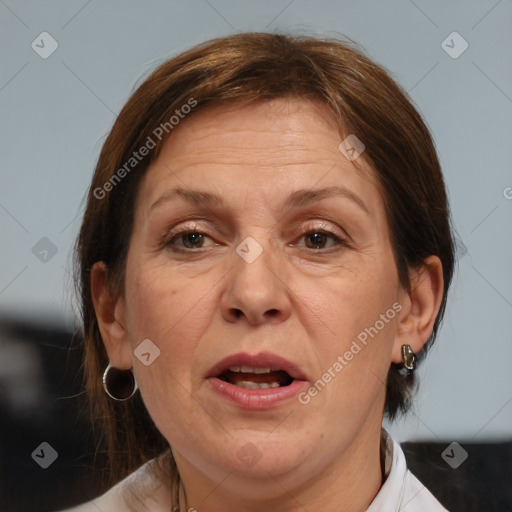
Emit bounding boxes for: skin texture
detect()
[91,98,444,512]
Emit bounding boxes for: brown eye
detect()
[164,230,215,252]
[301,230,345,250]
[180,232,206,249]
[305,232,329,249]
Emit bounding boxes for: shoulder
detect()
[54,478,126,512]
[401,469,450,512]
[55,457,173,512]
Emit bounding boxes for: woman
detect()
[63,32,454,511]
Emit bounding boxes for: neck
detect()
[174,420,383,512]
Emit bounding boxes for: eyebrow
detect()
[149,185,370,215]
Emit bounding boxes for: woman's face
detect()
[112,98,409,492]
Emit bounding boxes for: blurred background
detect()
[1,1,511,511]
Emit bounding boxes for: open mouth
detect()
[206,351,308,409]
[217,366,295,389]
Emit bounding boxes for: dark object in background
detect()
[403,440,512,512]
[0,314,510,512]
[0,313,108,512]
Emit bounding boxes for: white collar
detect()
[366,430,449,511]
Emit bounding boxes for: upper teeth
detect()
[235,381,280,389]
[228,366,271,374]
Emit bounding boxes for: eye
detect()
[160,222,349,254]
[164,229,215,252]
[297,229,347,250]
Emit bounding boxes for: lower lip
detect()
[207,377,308,410]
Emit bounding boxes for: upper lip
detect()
[206,351,308,381]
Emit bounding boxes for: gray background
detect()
[1,0,511,443]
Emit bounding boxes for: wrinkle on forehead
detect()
[161,98,342,157]
[138,98,380,217]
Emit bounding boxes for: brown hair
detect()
[73,31,455,507]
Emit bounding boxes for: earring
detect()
[102,363,138,401]
[401,344,415,373]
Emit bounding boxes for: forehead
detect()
[137,98,382,214]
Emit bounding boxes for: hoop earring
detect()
[102,363,138,401]
[400,344,416,374]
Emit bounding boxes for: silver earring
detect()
[102,363,138,401]
[400,344,415,374]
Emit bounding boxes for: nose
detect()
[220,237,292,326]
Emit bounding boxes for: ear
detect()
[90,261,133,369]
[392,255,444,363]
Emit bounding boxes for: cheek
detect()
[123,262,217,401]
[296,252,400,411]
[126,261,211,346]
[298,292,399,440]
[122,265,214,440]
[301,253,399,350]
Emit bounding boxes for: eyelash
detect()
[161,222,350,254]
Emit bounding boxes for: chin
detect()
[222,433,315,478]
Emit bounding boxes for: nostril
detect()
[230,308,279,321]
